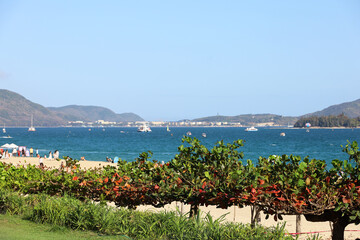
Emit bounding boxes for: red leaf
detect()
[277,197,287,201]
[72,176,78,181]
[325,176,330,184]
[115,178,123,185]
[79,180,87,186]
[104,177,109,183]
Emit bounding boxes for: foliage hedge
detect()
[1,137,360,240]
[0,190,294,240]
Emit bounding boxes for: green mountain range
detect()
[1,89,360,126]
[303,99,360,118]
[192,98,360,126]
[192,114,298,126]
[48,105,143,123]
[0,89,144,127]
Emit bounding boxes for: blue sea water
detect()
[1,127,360,165]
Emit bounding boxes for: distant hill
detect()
[192,114,298,126]
[0,89,144,126]
[0,89,64,126]
[2,89,359,127]
[48,105,144,122]
[303,99,360,118]
[192,99,360,126]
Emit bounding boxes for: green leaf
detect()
[297,179,305,187]
[299,162,307,171]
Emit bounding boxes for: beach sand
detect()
[1,156,360,239]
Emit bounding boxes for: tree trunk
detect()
[189,204,199,218]
[296,215,301,233]
[304,211,349,240]
[250,205,261,228]
[331,219,347,240]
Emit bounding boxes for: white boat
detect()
[166,126,170,132]
[202,133,207,138]
[2,124,5,133]
[245,126,258,132]
[0,136,12,138]
[138,123,152,132]
[28,115,36,132]
[280,132,286,137]
[186,131,192,136]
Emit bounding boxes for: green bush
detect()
[0,190,295,240]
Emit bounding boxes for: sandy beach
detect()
[1,156,360,239]
[0,156,117,169]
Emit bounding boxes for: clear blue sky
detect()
[0,1,359,121]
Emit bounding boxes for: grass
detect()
[0,190,297,240]
[0,214,131,240]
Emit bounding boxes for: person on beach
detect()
[29,147,33,157]
[12,148,16,157]
[48,151,53,160]
[54,150,59,159]
[37,154,44,169]
[80,156,86,161]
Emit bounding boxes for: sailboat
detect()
[166,126,170,132]
[28,115,36,132]
[2,124,6,133]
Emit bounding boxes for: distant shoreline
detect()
[2,126,359,129]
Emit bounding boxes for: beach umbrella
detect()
[305,123,311,128]
[9,143,18,149]
[1,143,11,148]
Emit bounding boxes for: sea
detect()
[1,127,360,165]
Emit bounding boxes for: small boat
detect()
[28,115,36,132]
[166,126,170,132]
[202,133,207,138]
[280,132,286,137]
[2,124,6,133]
[186,131,192,136]
[245,126,258,132]
[138,123,152,132]
[0,136,12,138]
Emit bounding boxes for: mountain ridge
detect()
[0,89,144,126]
[302,99,360,118]
[1,89,360,126]
[191,99,360,125]
[192,114,298,126]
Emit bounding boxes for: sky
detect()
[0,1,359,121]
